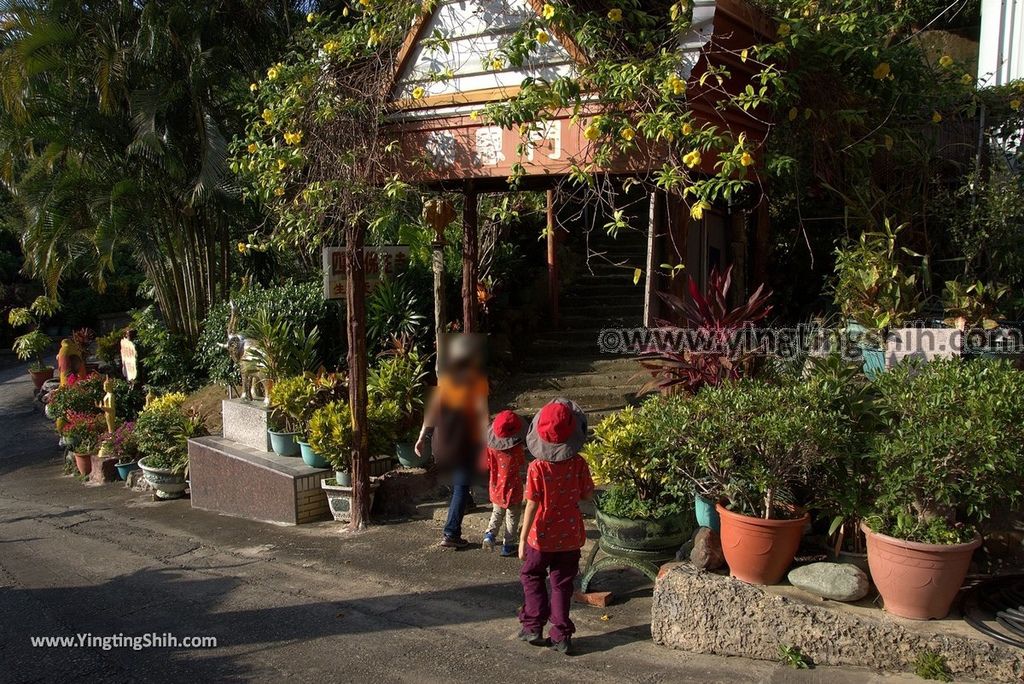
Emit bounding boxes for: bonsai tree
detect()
[833,219,922,347]
[9,296,59,371]
[868,359,1024,544]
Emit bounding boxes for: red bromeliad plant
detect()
[639,266,773,394]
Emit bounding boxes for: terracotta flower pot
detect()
[717,503,808,585]
[30,367,55,390]
[862,523,981,620]
[73,452,93,476]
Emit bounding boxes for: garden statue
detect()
[56,338,86,386]
[98,375,117,434]
[222,301,263,402]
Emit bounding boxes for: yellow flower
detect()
[368,28,380,46]
[666,74,686,96]
[607,8,623,22]
[261,108,274,124]
[873,62,890,80]
[932,111,943,123]
[536,29,550,44]
[469,110,480,121]
[542,3,555,19]
[777,23,791,37]
[342,6,350,17]
[278,158,288,170]
[690,200,710,220]
[681,122,693,135]
[274,186,285,197]
[267,65,280,80]
[306,12,316,23]
[961,73,973,85]
[583,122,600,141]
[247,143,258,154]
[620,126,635,142]
[939,54,953,68]
[788,107,798,121]
[740,151,754,167]
[412,86,425,99]
[1011,99,1022,111]
[683,150,701,168]
[490,57,504,70]
[237,242,247,254]
[249,82,258,92]
[284,131,303,145]
[324,40,340,54]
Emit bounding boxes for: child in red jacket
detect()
[481,410,526,557]
[517,399,594,655]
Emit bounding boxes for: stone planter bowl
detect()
[139,457,188,500]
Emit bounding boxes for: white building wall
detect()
[978,0,1024,86]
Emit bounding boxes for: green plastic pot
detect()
[594,496,692,560]
[297,441,329,469]
[268,430,300,457]
[395,442,428,468]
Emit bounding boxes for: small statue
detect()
[98,375,116,434]
[220,301,263,401]
[57,338,86,386]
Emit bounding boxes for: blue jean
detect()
[443,466,473,539]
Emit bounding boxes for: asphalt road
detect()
[0,360,918,683]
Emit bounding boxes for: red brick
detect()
[574,590,613,607]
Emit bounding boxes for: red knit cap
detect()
[492,410,523,439]
[536,401,575,444]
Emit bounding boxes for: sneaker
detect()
[482,532,496,550]
[499,543,518,557]
[440,536,470,549]
[517,629,548,646]
[550,636,572,655]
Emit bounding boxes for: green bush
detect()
[47,375,144,423]
[196,281,331,385]
[134,394,208,474]
[130,307,202,391]
[307,399,399,472]
[367,343,428,441]
[268,375,318,434]
[869,359,1024,543]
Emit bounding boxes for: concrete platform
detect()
[652,563,1023,682]
[188,436,331,525]
[221,399,273,452]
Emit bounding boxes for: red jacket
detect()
[480,445,525,508]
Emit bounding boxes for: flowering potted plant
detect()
[61,410,106,476]
[864,359,1024,619]
[135,393,208,499]
[100,421,140,480]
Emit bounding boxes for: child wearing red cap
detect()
[517,398,594,655]
[481,410,526,557]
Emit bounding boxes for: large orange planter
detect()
[862,523,980,620]
[717,503,808,585]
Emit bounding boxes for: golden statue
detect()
[98,375,117,434]
[56,338,85,386]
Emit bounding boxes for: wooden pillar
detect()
[546,189,560,328]
[423,199,455,374]
[345,221,370,530]
[753,196,770,288]
[462,182,479,333]
[644,190,665,328]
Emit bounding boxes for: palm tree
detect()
[0,0,303,342]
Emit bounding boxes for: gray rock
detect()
[787,562,869,602]
[126,469,153,492]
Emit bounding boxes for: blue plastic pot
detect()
[298,441,329,469]
[858,345,886,380]
[115,461,139,481]
[268,430,300,457]
[694,494,721,532]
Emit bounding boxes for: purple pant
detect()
[518,544,581,642]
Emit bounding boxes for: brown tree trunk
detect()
[462,182,478,333]
[346,221,371,530]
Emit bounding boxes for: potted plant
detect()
[8,296,59,390]
[942,279,1020,361]
[832,220,922,378]
[135,393,209,499]
[243,306,321,403]
[100,421,140,480]
[864,359,1024,619]
[368,338,428,468]
[583,400,693,559]
[61,410,106,476]
[678,380,851,585]
[73,327,98,372]
[267,375,316,457]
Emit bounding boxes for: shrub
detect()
[196,281,331,385]
[367,340,428,441]
[129,306,202,391]
[61,410,107,454]
[48,373,145,424]
[268,375,318,434]
[101,421,139,464]
[868,359,1024,543]
[95,329,123,366]
[243,306,320,381]
[134,396,208,474]
[308,399,399,472]
[366,275,428,353]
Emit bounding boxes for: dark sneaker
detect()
[482,532,496,550]
[440,536,470,549]
[517,629,548,646]
[499,543,518,557]
[550,636,572,655]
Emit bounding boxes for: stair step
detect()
[501,369,646,393]
[563,293,643,306]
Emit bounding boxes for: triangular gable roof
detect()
[389,0,719,114]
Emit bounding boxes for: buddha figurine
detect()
[56,338,86,386]
[98,375,117,434]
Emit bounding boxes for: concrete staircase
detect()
[493,231,650,423]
